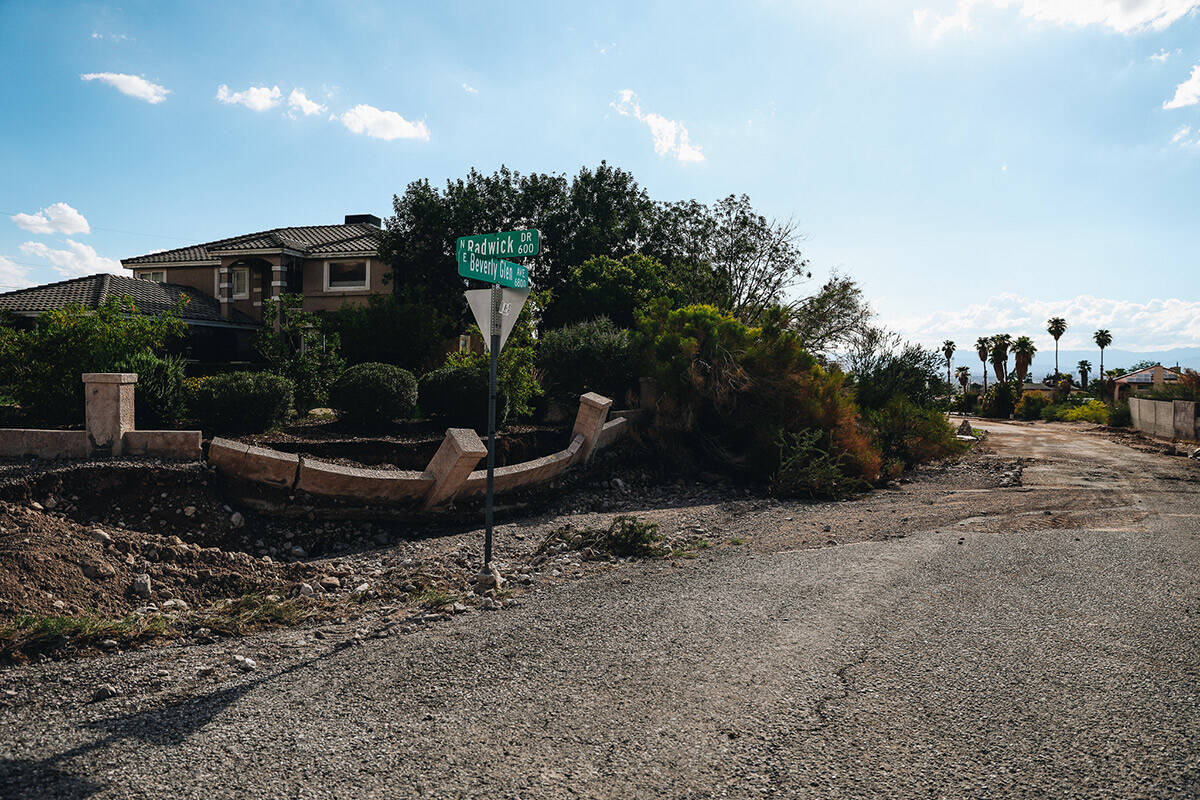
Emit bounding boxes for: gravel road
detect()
[2,421,1198,798]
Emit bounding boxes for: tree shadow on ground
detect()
[0,648,341,799]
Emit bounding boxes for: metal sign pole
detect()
[484,282,501,566]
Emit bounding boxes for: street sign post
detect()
[456,229,539,574]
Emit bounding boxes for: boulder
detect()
[131,573,152,599]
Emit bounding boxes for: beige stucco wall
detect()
[131,265,219,299]
[300,256,389,313]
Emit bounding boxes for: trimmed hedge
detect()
[329,362,418,425]
[537,317,635,405]
[187,371,294,433]
[419,361,508,429]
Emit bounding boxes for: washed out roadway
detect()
[1,421,1198,798]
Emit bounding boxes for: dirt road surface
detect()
[2,421,1198,798]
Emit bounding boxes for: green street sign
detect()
[457,229,540,260]
[457,251,529,289]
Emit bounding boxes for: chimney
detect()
[344,214,382,228]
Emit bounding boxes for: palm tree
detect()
[1093,329,1112,394]
[941,340,956,403]
[975,336,991,393]
[955,365,970,395]
[1012,335,1037,383]
[989,334,1012,383]
[1046,317,1067,377]
[1077,359,1091,389]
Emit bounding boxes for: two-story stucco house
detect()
[120,214,387,323]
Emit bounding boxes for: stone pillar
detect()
[82,373,137,455]
[572,392,613,465]
[423,428,488,508]
[218,265,231,320]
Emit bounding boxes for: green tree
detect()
[546,253,681,330]
[989,334,1013,383]
[0,296,186,423]
[975,336,991,393]
[1093,329,1112,394]
[1012,335,1037,383]
[955,365,971,394]
[1077,359,1091,389]
[256,294,344,414]
[941,340,956,404]
[1046,316,1067,377]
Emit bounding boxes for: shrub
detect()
[187,371,294,433]
[637,303,880,482]
[868,396,967,470]
[329,362,417,425]
[978,380,1017,419]
[116,352,185,428]
[1109,400,1131,428]
[601,516,664,558]
[1061,399,1109,424]
[953,391,979,414]
[0,297,186,424]
[537,317,636,405]
[419,361,508,429]
[1014,393,1049,421]
[771,429,867,500]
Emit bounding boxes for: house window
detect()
[324,259,369,291]
[231,267,250,300]
[140,270,166,283]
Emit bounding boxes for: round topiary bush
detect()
[419,361,508,430]
[329,362,418,425]
[186,371,294,433]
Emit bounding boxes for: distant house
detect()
[120,214,387,324]
[0,273,260,362]
[1111,364,1182,402]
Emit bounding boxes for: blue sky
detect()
[2,0,1198,357]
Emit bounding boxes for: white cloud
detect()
[19,240,122,279]
[80,72,169,104]
[889,292,1200,351]
[915,0,1200,38]
[611,90,706,164]
[1150,48,1181,62]
[462,82,478,94]
[287,88,325,116]
[11,203,90,235]
[216,84,282,112]
[334,104,430,141]
[0,256,33,291]
[1163,64,1200,109]
[1172,124,1192,142]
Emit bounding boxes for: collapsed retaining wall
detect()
[209,392,626,509]
[1129,397,1199,441]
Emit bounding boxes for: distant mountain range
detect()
[956,347,1200,383]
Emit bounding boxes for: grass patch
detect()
[196,594,317,636]
[0,613,175,662]
[728,538,744,545]
[417,589,458,609]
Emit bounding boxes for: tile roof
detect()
[0,274,258,327]
[121,223,384,266]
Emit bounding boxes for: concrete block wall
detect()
[210,393,626,508]
[1128,397,1198,441]
[0,373,202,461]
